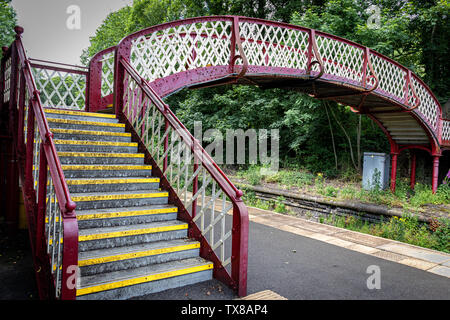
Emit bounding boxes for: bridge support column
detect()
[410,151,416,190]
[432,155,440,194]
[390,147,399,193]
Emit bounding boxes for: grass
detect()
[235,165,450,253]
[320,213,450,253]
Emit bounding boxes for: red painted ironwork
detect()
[410,151,416,190]
[1,27,78,299]
[432,155,440,194]
[118,57,249,296]
[2,15,449,300]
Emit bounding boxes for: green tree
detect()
[80,6,132,65]
[0,0,17,50]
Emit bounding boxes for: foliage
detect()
[80,0,449,183]
[0,0,17,50]
[321,213,449,253]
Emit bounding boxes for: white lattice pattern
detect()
[370,53,406,101]
[31,67,86,110]
[123,70,233,268]
[130,20,233,82]
[239,22,309,71]
[411,76,439,131]
[3,57,11,103]
[101,51,115,97]
[316,35,365,84]
[442,120,450,142]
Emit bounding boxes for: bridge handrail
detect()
[1,27,78,299]
[117,56,249,296]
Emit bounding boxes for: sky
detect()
[11,0,133,65]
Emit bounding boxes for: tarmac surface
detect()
[136,218,450,300]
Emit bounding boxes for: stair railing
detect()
[1,27,78,300]
[117,57,249,297]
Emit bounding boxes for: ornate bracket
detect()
[306,30,324,80]
[230,17,248,79]
[403,70,420,111]
[361,48,379,93]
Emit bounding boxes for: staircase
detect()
[45,108,213,299]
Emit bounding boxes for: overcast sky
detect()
[11,0,133,65]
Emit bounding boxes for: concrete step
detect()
[58,151,145,165]
[47,117,126,133]
[52,128,132,143]
[79,239,200,276]
[44,108,119,123]
[66,177,160,193]
[78,220,188,252]
[62,164,153,178]
[70,190,169,210]
[76,257,213,300]
[55,140,138,153]
[76,204,178,229]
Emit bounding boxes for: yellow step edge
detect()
[76,263,213,296]
[58,152,144,158]
[52,128,131,137]
[61,165,152,171]
[77,207,178,221]
[78,223,188,242]
[54,140,138,147]
[44,108,117,119]
[66,178,159,185]
[47,118,125,128]
[45,206,177,223]
[78,242,200,267]
[71,192,168,202]
[47,192,168,204]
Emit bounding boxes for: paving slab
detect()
[376,243,450,264]
[428,266,450,278]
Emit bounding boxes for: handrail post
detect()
[87,55,103,112]
[163,106,169,173]
[192,146,199,219]
[231,194,248,297]
[25,101,34,194]
[17,68,26,155]
[35,143,47,258]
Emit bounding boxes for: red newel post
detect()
[390,152,398,193]
[231,190,249,297]
[431,155,440,194]
[410,151,416,190]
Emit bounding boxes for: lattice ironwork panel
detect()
[130,20,233,82]
[3,57,12,103]
[370,53,406,101]
[239,22,309,71]
[411,76,439,131]
[101,51,115,97]
[31,67,86,110]
[316,35,365,84]
[442,120,450,142]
